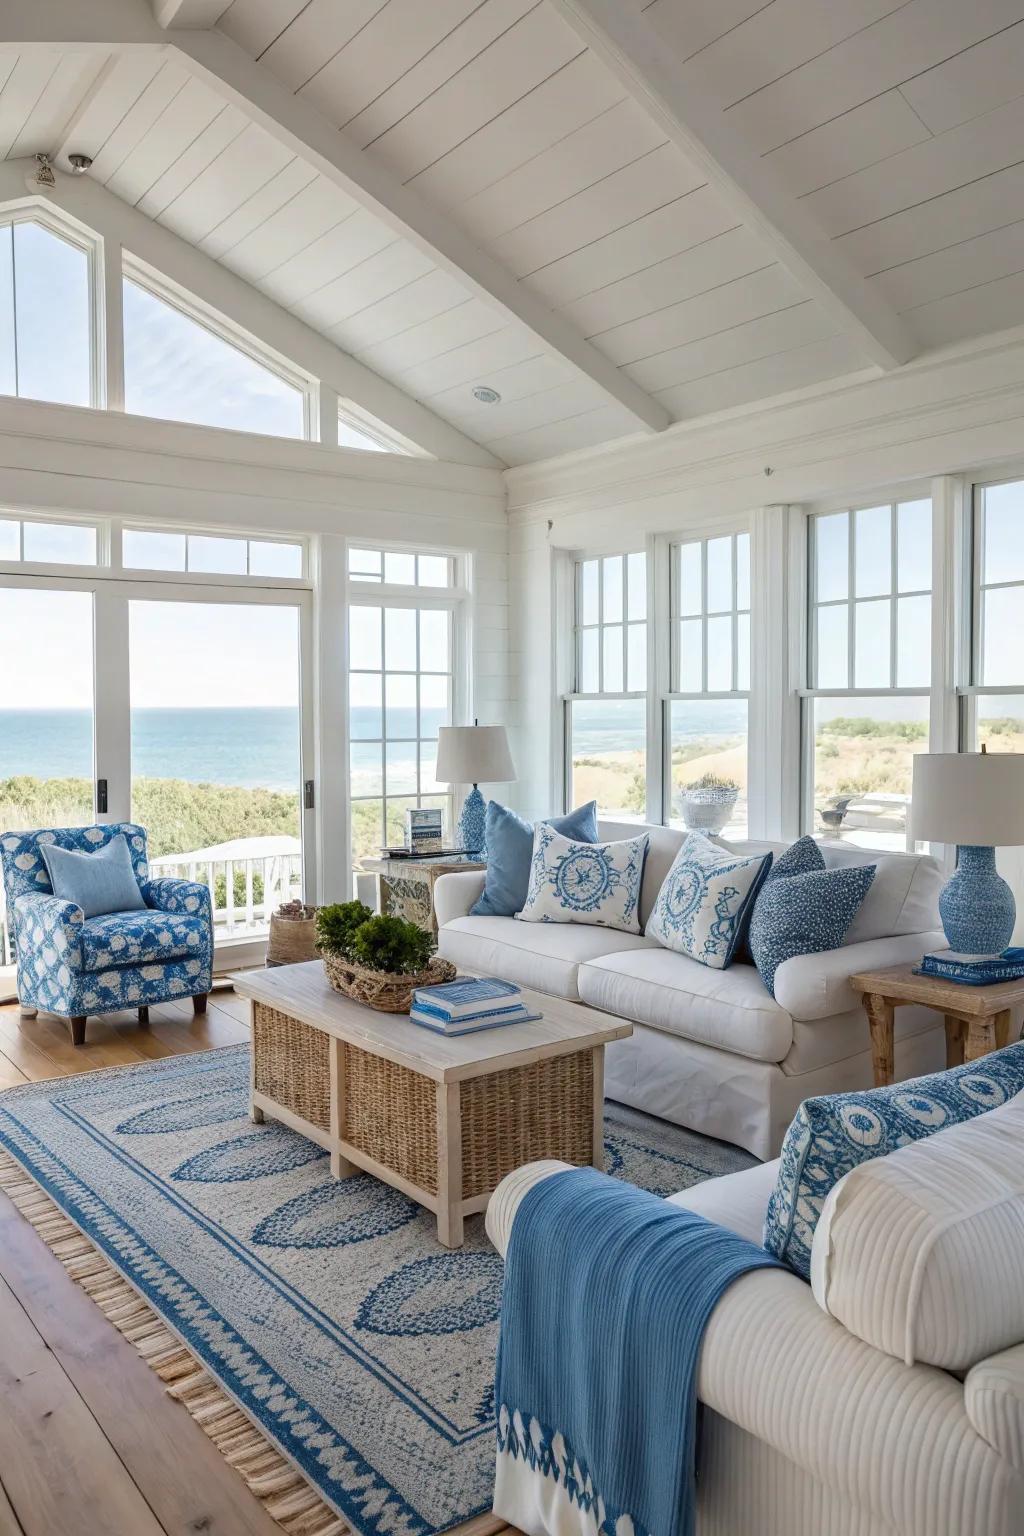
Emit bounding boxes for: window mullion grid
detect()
[701,538,709,693]
[731,533,739,692]
[889,501,899,689]
[598,556,605,693]
[847,510,856,690]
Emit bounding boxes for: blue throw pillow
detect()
[40,834,147,919]
[470,800,598,917]
[646,833,771,968]
[764,1042,1024,1279]
[749,863,875,998]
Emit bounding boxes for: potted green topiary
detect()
[678,772,740,835]
[315,902,455,1012]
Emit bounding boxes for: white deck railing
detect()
[149,844,303,937]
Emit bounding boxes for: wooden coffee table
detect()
[233,962,632,1247]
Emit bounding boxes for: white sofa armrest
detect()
[433,870,487,927]
[772,929,946,1021]
[486,1161,571,1255]
[967,1344,1024,1473]
[700,1265,1021,1536]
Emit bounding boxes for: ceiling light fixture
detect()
[472,385,501,404]
[68,153,93,175]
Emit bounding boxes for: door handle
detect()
[97,778,108,814]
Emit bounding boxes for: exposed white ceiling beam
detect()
[151,0,230,28]
[549,0,916,373]
[168,27,671,434]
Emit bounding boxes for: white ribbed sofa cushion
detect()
[811,1090,1024,1369]
[966,1343,1024,1473]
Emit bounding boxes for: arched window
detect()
[0,217,93,408]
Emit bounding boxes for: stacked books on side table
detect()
[410,976,541,1036]
[916,948,1024,986]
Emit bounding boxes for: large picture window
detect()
[568,552,647,820]
[667,532,750,837]
[805,500,932,849]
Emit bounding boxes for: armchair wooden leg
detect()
[138,1007,150,1025]
[193,994,208,1016]
[69,1017,86,1047]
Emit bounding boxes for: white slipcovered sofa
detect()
[435,820,946,1159]
[487,1089,1024,1536]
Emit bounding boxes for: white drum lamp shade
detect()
[435,725,516,855]
[911,753,1024,847]
[911,751,1024,955]
[435,726,516,787]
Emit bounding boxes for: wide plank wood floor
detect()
[0,988,285,1536]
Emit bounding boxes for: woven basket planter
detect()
[321,953,457,1013]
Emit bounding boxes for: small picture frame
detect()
[406,806,444,852]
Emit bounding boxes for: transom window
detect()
[348,547,452,587]
[123,270,308,440]
[668,532,750,836]
[568,552,647,821]
[338,407,407,454]
[968,479,1024,753]
[806,499,932,850]
[0,515,97,566]
[0,217,93,408]
[122,527,304,580]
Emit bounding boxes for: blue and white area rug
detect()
[0,1045,752,1536]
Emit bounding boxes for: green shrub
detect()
[316,901,373,958]
[349,914,435,975]
[684,771,739,791]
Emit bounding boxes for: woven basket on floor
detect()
[267,912,319,967]
[321,953,456,1012]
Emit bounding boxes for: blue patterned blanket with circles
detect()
[0,1046,752,1535]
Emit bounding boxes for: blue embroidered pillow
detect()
[764,1042,1024,1279]
[470,800,599,918]
[646,832,771,969]
[749,862,875,998]
[517,824,649,934]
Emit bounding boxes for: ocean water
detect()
[0,699,749,797]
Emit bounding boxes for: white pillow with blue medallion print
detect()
[764,1041,1024,1281]
[645,832,772,968]
[517,824,649,933]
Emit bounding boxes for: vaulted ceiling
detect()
[5,0,1024,466]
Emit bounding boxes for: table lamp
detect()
[435,723,517,856]
[911,749,1024,954]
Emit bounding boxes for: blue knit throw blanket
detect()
[495,1167,784,1536]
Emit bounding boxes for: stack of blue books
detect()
[916,948,1024,986]
[410,976,541,1036]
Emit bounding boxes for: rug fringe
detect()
[0,1148,353,1536]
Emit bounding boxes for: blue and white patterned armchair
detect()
[0,823,213,1047]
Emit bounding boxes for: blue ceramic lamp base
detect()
[457,785,487,857]
[939,845,1016,955]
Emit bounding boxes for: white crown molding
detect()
[505,327,1024,540]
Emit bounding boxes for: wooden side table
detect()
[361,857,485,934]
[850,963,1024,1087]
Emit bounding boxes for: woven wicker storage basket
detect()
[267,912,319,967]
[321,953,456,1012]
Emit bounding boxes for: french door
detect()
[0,574,315,959]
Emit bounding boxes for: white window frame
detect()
[337,399,419,457]
[959,475,1024,742]
[0,201,104,409]
[118,524,308,584]
[122,254,317,440]
[800,493,934,849]
[344,543,471,885]
[563,549,649,816]
[664,528,751,833]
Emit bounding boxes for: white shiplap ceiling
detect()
[4,0,1024,465]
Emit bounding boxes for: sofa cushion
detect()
[811,1089,1024,1370]
[518,826,649,933]
[80,909,207,972]
[764,1041,1024,1280]
[667,1159,779,1244]
[436,915,655,1002]
[819,844,943,943]
[471,799,598,918]
[578,948,793,1063]
[645,832,771,969]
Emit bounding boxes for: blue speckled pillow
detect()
[749,862,875,997]
[734,834,823,963]
[764,1043,1024,1279]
